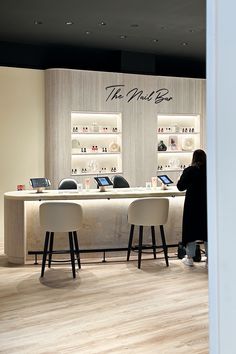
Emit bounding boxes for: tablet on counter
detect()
[94,176,113,187]
[157,175,173,185]
[30,178,51,188]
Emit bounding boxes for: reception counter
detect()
[4,187,185,264]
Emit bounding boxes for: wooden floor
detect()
[0,254,208,354]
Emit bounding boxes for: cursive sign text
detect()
[105,84,173,104]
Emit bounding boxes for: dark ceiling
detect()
[0,0,206,78]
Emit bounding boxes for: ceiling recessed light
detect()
[85,31,91,35]
[65,21,73,25]
[153,39,159,43]
[34,20,42,25]
[120,35,127,39]
[99,21,106,26]
[182,42,188,46]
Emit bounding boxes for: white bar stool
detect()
[127,198,169,269]
[39,202,83,278]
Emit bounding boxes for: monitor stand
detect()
[35,187,45,193]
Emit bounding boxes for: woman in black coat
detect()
[177,149,207,266]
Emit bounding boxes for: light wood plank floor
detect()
[0,255,208,354]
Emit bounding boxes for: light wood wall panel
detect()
[45,69,205,188]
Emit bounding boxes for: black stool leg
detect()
[69,232,76,278]
[160,225,169,267]
[151,226,157,259]
[73,231,81,269]
[127,224,134,261]
[48,232,54,268]
[41,231,50,277]
[138,226,143,269]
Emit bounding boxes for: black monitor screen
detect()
[157,175,173,185]
[30,178,51,188]
[94,176,113,187]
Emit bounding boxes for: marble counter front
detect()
[4,187,185,264]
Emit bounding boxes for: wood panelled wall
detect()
[45,69,205,188]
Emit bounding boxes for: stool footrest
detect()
[132,244,165,254]
[127,224,169,268]
[46,256,78,263]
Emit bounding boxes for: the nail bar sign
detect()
[105,84,173,104]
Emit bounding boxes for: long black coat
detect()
[177,165,207,246]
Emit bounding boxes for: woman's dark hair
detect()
[191,149,206,167]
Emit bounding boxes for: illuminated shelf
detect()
[157,114,201,184]
[71,112,122,176]
[157,150,194,154]
[71,152,121,156]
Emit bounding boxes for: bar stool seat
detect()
[58,178,77,190]
[39,202,83,278]
[113,175,130,188]
[127,198,169,269]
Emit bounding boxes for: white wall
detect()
[207,0,236,352]
[0,67,45,246]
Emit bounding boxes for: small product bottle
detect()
[174,123,180,133]
[158,140,167,151]
[92,122,99,133]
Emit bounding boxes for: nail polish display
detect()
[157,114,200,182]
[71,112,122,176]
